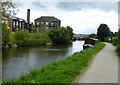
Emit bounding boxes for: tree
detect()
[0,1,19,16]
[2,23,10,46]
[48,27,72,44]
[97,24,111,41]
[66,26,74,40]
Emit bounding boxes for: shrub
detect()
[104,37,108,42]
[14,30,51,47]
[14,30,29,46]
[112,37,118,46]
[48,27,72,44]
[89,33,98,39]
[25,33,51,46]
[117,45,120,57]
[8,33,17,45]
[2,23,10,46]
[117,29,120,56]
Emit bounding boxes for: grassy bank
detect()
[2,42,105,84]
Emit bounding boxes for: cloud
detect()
[56,2,118,12]
[14,2,118,34]
[60,9,118,34]
[13,2,24,7]
[30,2,46,8]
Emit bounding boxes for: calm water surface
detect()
[2,41,84,80]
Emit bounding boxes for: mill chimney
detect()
[27,9,30,22]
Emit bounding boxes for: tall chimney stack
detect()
[27,9,30,22]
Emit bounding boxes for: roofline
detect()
[35,16,61,21]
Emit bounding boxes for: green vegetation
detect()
[14,30,51,47]
[2,23,11,46]
[111,29,120,57]
[1,1,19,16]
[2,23,73,47]
[2,42,105,84]
[48,26,73,44]
[66,26,74,40]
[2,23,51,47]
[112,37,118,46]
[116,29,120,56]
[89,33,98,39]
[97,24,111,42]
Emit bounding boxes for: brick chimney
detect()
[27,9,30,22]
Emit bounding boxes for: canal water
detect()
[2,41,84,80]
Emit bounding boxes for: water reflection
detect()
[2,41,84,80]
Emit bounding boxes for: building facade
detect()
[34,16,61,31]
[2,9,33,32]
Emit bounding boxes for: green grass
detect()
[2,42,105,84]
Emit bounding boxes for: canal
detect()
[2,41,84,80]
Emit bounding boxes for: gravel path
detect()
[76,43,118,83]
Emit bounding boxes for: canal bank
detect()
[2,41,84,80]
[2,42,105,84]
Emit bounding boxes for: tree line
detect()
[96,23,120,57]
[2,22,73,47]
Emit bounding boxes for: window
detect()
[13,21,15,28]
[54,21,57,27]
[16,21,18,26]
[36,22,39,25]
[46,21,49,25]
[41,21,44,25]
[51,21,54,26]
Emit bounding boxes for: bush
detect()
[8,34,16,45]
[25,33,51,46]
[104,36,109,42]
[117,29,120,56]
[89,33,98,39]
[14,30,29,46]
[14,30,51,47]
[48,27,72,44]
[117,45,120,56]
[2,23,10,46]
[112,37,118,46]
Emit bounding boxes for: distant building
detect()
[34,16,61,31]
[1,9,33,32]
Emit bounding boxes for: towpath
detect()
[75,43,118,83]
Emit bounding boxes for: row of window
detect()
[12,21,31,29]
[36,21,57,26]
[13,21,23,28]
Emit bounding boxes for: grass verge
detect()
[2,42,105,84]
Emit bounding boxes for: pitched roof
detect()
[35,16,61,21]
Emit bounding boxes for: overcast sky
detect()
[13,1,119,34]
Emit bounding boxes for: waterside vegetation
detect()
[48,26,73,44]
[2,23,73,47]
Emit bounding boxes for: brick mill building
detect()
[34,16,61,31]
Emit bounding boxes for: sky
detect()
[12,0,119,34]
